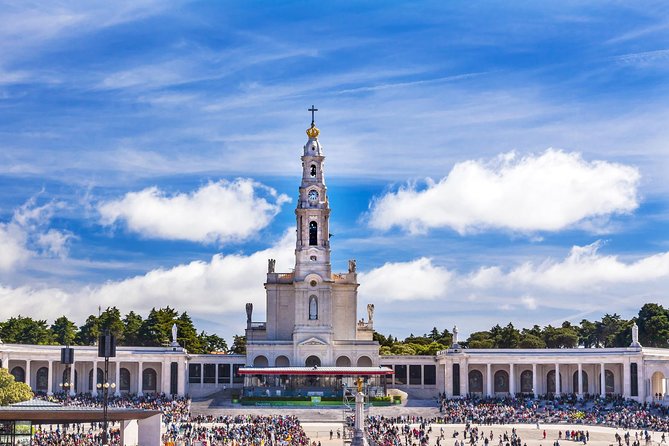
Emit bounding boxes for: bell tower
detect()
[294,106,332,281]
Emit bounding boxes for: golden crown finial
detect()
[306,123,320,138]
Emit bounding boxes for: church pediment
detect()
[298,337,327,346]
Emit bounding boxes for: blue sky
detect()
[1,1,668,342]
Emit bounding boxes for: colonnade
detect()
[444,359,643,400]
[2,356,187,397]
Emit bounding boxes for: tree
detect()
[51,316,77,345]
[518,333,546,349]
[578,319,599,348]
[230,335,247,354]
[139,307,179,346]
[598,314,627,348]
[176,312,201,353]
[495,323,520,348]
[0,368,33,405]
[637,303,669,348]
[122,311,143,346]
[76,315,100,345]
[0,316,53,345]
[99,307,124,339]
[467,331,495,349]
[198,332,228,353]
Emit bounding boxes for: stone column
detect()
[577,363,583,398]
[215,362,219,388]
[162,360,170,394]
[486,363,492,397]
[600,363,606,398]
[509,363,515,397]
[460,359,468,397]
[92,360,98,397]
[1,355,8,369]
[47,360,53,396]
[532,363,538,398]
[623,361,631,397]
[444,362,452,397]
[137,361,144,396]
[25,360,31,390]
[555,363,560,396]
[177,360,186,397]
[115,361,121,396]
[69,362,76,396]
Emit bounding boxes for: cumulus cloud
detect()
[0,230,295,335]
[358,241,669,320]
[98,179,290,244]
[359,257,451,302]
[0,223,30,271]
[0,197,73,271]
[368,149,640,234]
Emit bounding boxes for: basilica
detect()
[1,115,668,404]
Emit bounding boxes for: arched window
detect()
[547,370,562,394]
[253,356,269,367]
[142,368,157,392]
[10,367,25,384]
[573,370,588,394]
[120,368,131,392]
[357,356,373,367]
[88,368,104,391]
[520,370,533,393]
[336,356,351,367]
[310,164,317,177]
[275,356,290,367]
[305,356,321,367]
[309,221,318,246]
[36,367,49,392]
[494,370,509,393]
[468,370,483,393]
[308,295,318,320]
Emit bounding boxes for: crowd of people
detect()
[30,393,311,446]
[435,395,669,432]
[21,392,669,446]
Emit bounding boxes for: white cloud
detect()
[0,197,72,271]
[358,257,451,302]
[36,229,75,258]
[502,241,669,292]
[358,241,669,329]
[0,230,295,338]
[368,149,640,234]
[98,179,290,244]
[0,222,30,271]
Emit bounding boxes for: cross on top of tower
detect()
[308,105,318,125]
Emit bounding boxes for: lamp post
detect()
[97,331,116,445]
[96,380,116,443]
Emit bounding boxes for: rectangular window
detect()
[424,365,436,386]
[218,364,231,384]
[170,362,178,395]
[409,365,422,385]
[395,365,407,385]
[232,364,244,384]
[188,364,201,384]
[203,364,216,384]
[630,363,638,397]
[452,364,460,396]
